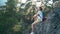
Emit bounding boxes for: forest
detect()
[0,0,60,34]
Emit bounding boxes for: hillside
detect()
[31,1,60,34]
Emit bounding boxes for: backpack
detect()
[42,11,47,21]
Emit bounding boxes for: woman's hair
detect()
[39,7,42,11]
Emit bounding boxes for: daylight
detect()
[0,0,60,34]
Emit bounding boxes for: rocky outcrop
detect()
[34,3,60,34]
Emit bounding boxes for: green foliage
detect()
[0,0,56,34]
[0,0,34,34]
[0,0,19,34]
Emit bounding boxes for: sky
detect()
[20,0,27,3]
[0,0,7,6]
[0,0,27,6]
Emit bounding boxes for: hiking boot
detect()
[30,32,34,34]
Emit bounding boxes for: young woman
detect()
[30,7,43,34]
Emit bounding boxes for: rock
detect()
[34,2,60,34]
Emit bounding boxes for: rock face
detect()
[34,6,60,34]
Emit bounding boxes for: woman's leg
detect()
[31,19,40,32]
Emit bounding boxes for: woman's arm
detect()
[33,14,38,18]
